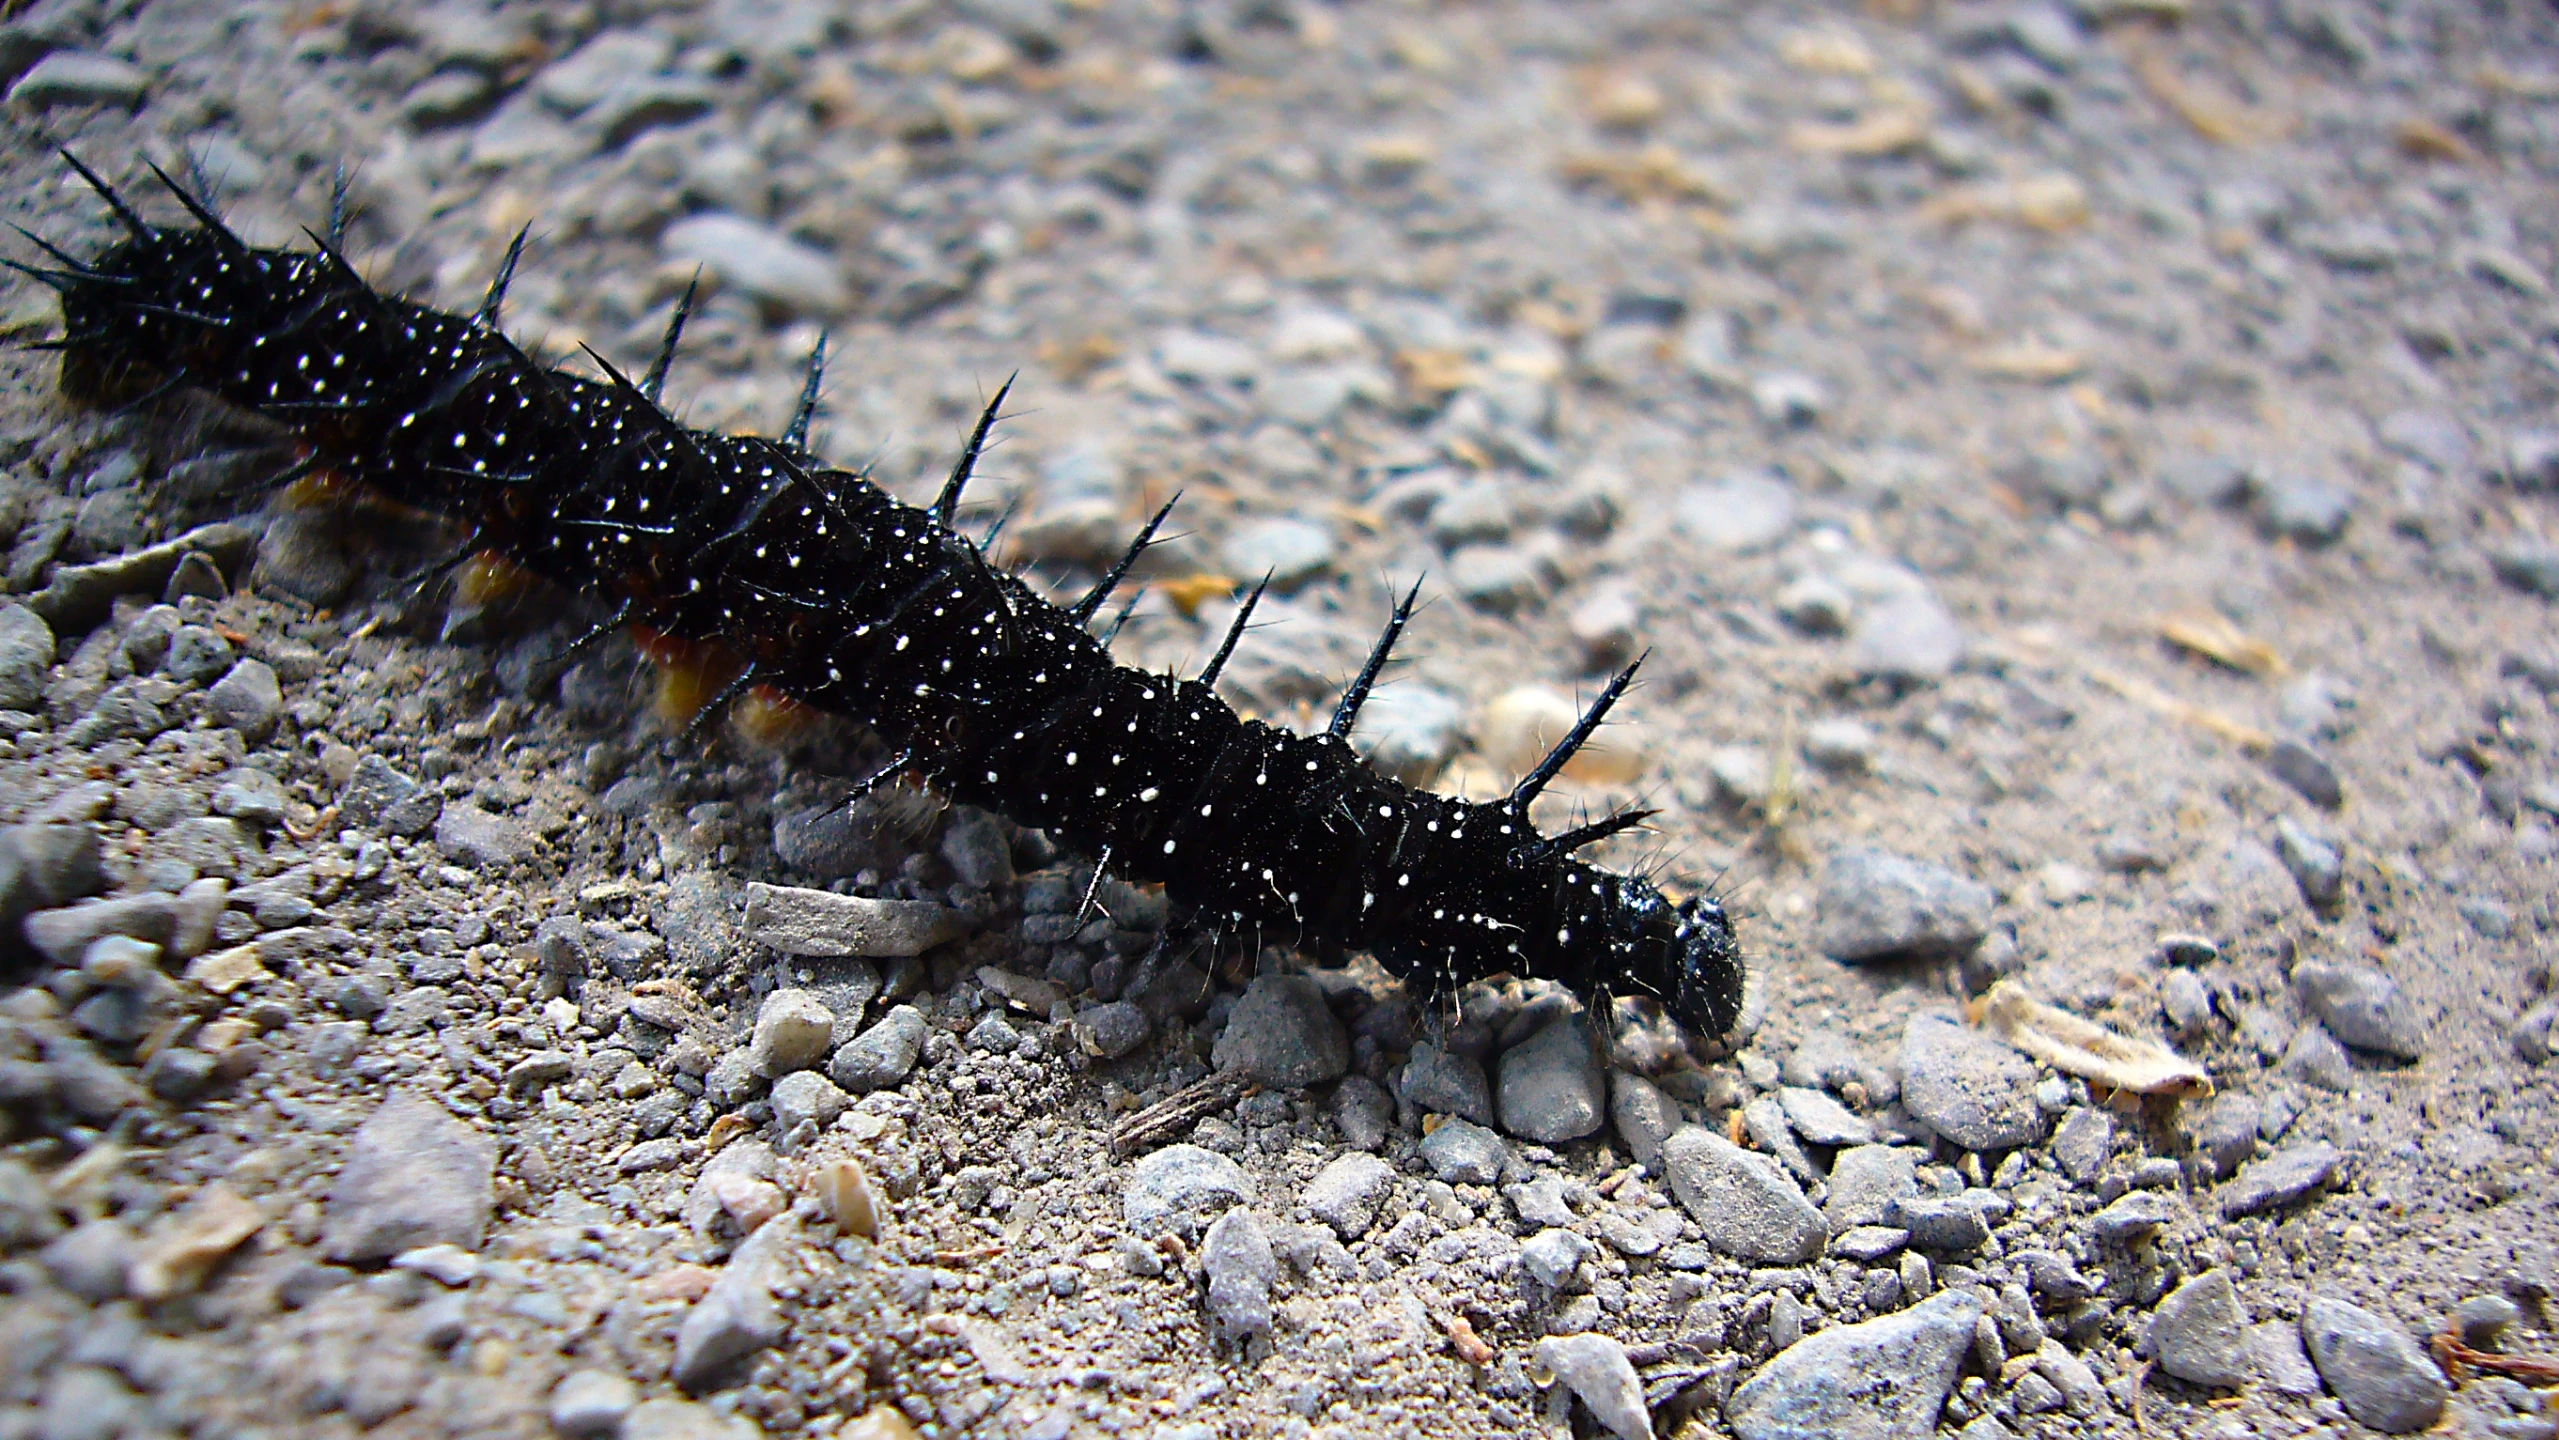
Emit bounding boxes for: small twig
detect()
[1108,1068,1255,1155]
[2435,1332,2559,1385]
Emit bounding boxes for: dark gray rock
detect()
[1418,1117,1506,1185]
[2491,543,2559,599]
[2300,1296,2447,1433]
[1887,1194,1992,1252]
[828,1005,928,1093]
[40,1218,133,1301]
[2293,962,2422,1059]
[1396,1041,1494,1126]
[2090,1189,2179,1242]
[1202,1207,1275,1342]
[1824,1144,1920,1230]
[338,755,442,837]
[1725,1289,1984,1440]
[2193,1094,2261,1179]
[322,1093,498,1262]
[1495,1010,1605,1143]
[673,1215,795,1391]
[1661,1126,1825,1264]
[2273,817,2342,909]
[2251,471,2355,546]
[434,804,534,870]
[937,809,1012,889]
[0,603,52,711]
[1211,973,1349,1087]
[1817,849,1996,963]
[1122,1144,1252,1239]
[1897,1014,2048,1151]
[2218,1140,2344,1218]
[1330,1075,1392,1151]
[2050,1106,2114,1182]
[1071,1001,1151,1060]
[2279,1022,2355,1093]
[2262,739,2342,811]
[2149,1270,2251,1388]
[163,625,235,686]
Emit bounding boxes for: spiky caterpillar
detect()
[22,157,1745,1040]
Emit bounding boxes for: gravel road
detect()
[1,1,2554,1438]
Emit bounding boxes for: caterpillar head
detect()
[1666,894,1745,1040]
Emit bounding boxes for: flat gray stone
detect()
[1300,1152,1394,1240]
[1496,1011,1606,1143]
[1418,1118,1506,1185]
[1846,590,1964,683]
[1726,1289,1984,1440]
[1661,1127,1825,1264]
[2218,1140,2344,1218]
[1520,1227,1595,1290]
[2149,1270,2252,1388]
[1675,468,1799,553]
[2247,1319,2324,1396]
[1886,1194,1991,1252]
[2050,1106,2114,1182]
[2293,962,2422,1059]
[1219,516,1336,591]
[1778,1085,1876,1146]
[2300,1296,2447,1434]
[1816,849,1995,963]
[8,51,146,109]
[549,1370,640,1438]
[745,882,969,957]
[434,804,534,869]
[769,1070,847,1130]
[1211,973,1349,1087]
[1824,1145,1920,1231]
[1897,1014,2047,1152]
[660,214,851,319]
[322,1093,496,1262]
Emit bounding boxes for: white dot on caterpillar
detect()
[1064,752,1078,765]
[1163,840,1177,854]
[1397,874,1410,887]
[1557,929,1570,944]
[1139,787,1159,802]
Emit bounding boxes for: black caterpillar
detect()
[17,156,1744,1041]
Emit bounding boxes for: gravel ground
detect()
[1,1,2555,1438]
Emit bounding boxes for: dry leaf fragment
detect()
[128,1184,264,1301]
[2157,610,2287,678]
[2083,664,2273,752]
[1969,342,2086,382]
[1919,174,2090,232]
[1974,981,2213,1098]
[1788,107,1929,156]
[1779,26,1875,75]
[2394,118,2479,164]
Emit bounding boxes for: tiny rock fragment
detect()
[815,1156,880,1239]
[1974,981,2212,1097]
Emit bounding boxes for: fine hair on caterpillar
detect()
[17,152,1747,1042]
